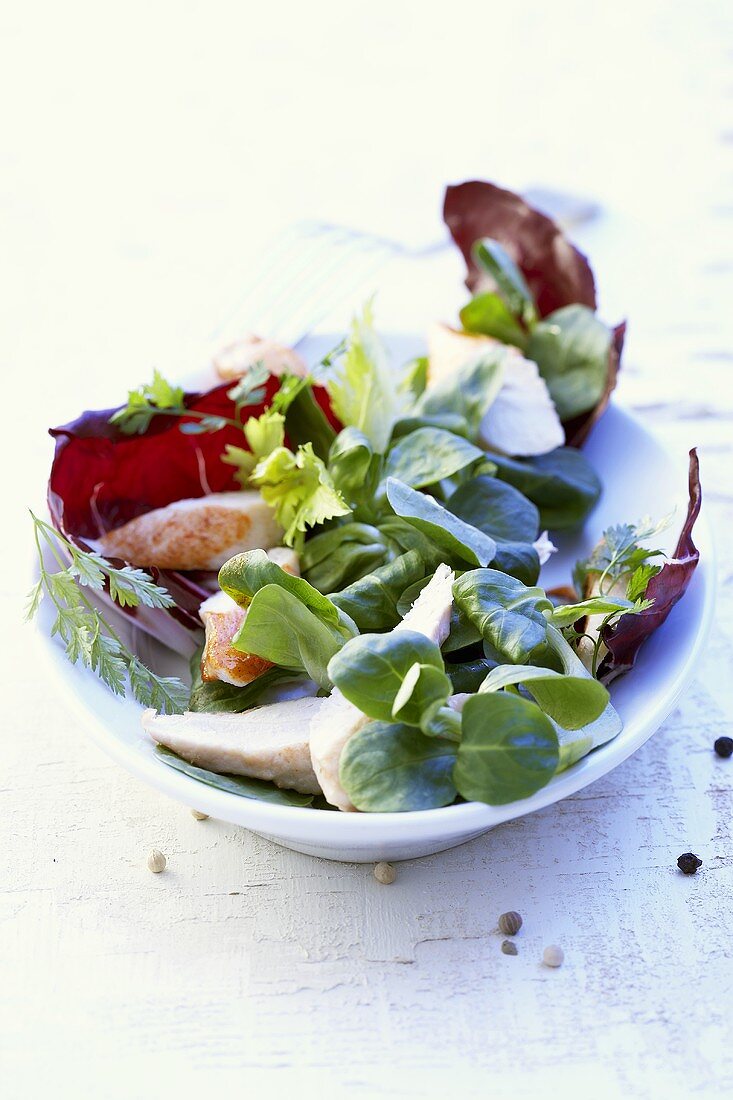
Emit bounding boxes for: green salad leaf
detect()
[325,301,407,453]
[384,427,483,489]
[232,584,348,689]
[385,478,496,567]
[419,354,505,440]
[330,550,429,632]
[328,630,450,728]
[219,549,356,636]
[473,238,537,327]
[453,693,559,805]
[188,648,297,714]
[479,664,609,730]
[490,447,601,530]
[339,722,457,812]
[526,304,612,419]
[459,292,528,348]
[453,568,553,664]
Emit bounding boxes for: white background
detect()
[2,2,732,1097]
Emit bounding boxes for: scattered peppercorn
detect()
[501,940,518,956]
[190,809,209,820]
[677,852,702,875]
[374,861,396,885]
[714,736,733,759]
[543,945,564,968]
[498,910,523,936]
[147,849,166,873]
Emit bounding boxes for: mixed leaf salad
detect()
[30,180,702,813]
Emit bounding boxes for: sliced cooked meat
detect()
[212,334,307,381]
[396,562,454,646]
[142,698,325,794]
[426,322,563,456]
[99,491,283,570]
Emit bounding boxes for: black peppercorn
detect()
[714,736,733,759]
[677,852,702,875]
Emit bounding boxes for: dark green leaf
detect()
[328,629,449,725]
[233,585,347,689]
[219,549,356,637]
[155,746,314,807]
[446,657,497,693]
[454,693,559,805]
[472,239,537,325]
[460,291,528,347]
[284,384,337,460]
[385,478,496,567]
[384,428,483,489]
[447,475,539,543]
[526,304,612,419]
[420,354,505,440]
[189,658,296,714]
[490,447,601,530]
[339,722,457,812]
[330,550,429,632]
[453,568,553,664]
[480,664,609,730]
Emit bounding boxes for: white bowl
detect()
[36,342,715,862]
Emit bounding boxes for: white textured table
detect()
[2,4,732,1096]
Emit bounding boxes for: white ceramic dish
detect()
[36,335,715,862]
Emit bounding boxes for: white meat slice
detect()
[99,491,284,570]
[308,692,370,812]
[309,564,456,811]
[212,333,307,381]
[478,354,564,456]
[426,322,564,457]
[142,698,325,794]
[395,562,454,646]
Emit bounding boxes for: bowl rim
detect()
[34,400,716,840]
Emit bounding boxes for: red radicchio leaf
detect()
[443,180,624,447]
[47,376,337,655]
[598,449,702,684]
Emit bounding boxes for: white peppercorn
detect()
[543,944,564,968]
[147,848,166,873]
[501,940,518,956]
[374,861,396,884]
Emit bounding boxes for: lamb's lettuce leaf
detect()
[460,292,528,348]
[233,584,348,689]
[339,722,457,812]
[526,304,612,419]
[479,664,609,730]
[219,549,356,637]
[453,693,559,805]
[447,475,541,584]
[490,447,601,530]
[328,630,450,728]
[419,354,505,440]
[452,568,553,664]
[385,478,496,567]
[330,550,429,632]
[473,238,537,326]
[384,428,483,489]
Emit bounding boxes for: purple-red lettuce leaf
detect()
[598,449,702,683]
[47,376,337,655]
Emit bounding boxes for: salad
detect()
[29,181,702,813]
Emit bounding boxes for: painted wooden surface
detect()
[2,3,732,1096]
